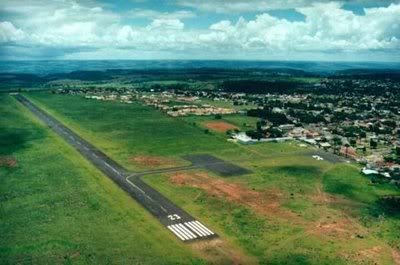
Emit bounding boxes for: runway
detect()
[15,94,216,242]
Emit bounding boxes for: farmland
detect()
[19,91,400,264]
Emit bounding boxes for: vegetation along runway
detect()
[15,94,219,242]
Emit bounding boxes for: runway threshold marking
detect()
[167,221,215,241]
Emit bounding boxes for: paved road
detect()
[16,95,216,242]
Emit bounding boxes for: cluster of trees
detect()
[379,196,400,212]
[343,126,367,138]
[221,80,306,94]
[247,108,291,126]
[287,110,325,124]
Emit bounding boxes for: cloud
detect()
[0,0,399,60]
[147,18,185,30]
[0,21,25,42]
[198,2,400,53]
[127,9,196,20]
[176,0,396,13]
[177,0,311,13]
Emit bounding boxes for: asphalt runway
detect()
[15,94,216,242]
[183,154,252,177]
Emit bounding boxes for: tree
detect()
[333,136,342,154]
[267,127,283,138]
[246,130,263,140]
[370,139,378,149]
[214,114,222,120]
[350,138,357,147]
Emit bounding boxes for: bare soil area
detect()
[204,121,238,132]
[129,155,177,167]
[0,156,17,168]
[190,238,257,265]
[170,172,296,219]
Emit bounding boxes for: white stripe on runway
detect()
[189,221,211,236]
[168,226,186,241]
[171,225,190,240]
[177,223,197,239]
[172,224,194,240]
[194,221,214,235]
[184,222,207,237]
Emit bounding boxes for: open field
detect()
[181,114,259,132]
[23,91,400,264]
[27,92,241,171]
[144,163,400,264]
[0,94,206,264]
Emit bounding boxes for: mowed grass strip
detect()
[0,94,204,264]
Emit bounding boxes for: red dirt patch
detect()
[308,186,367,239]
[170,172,296,220]
[392,249,400,265]
[0,156,17,168]
[358,246,384,263]
[204,121,238,132]
[191,238,257,265]
[311,217,362,238]
[129,156,177,167]
[310,187,362,209]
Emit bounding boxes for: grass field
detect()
[0,94,205,264]
[27,92,244,171]
[24,91,400,264]
[180,114,259,133]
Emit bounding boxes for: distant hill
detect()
[0,60,399,75]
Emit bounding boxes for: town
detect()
[54,76,400,185]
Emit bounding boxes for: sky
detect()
[0,0,399,61]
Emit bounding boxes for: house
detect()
[319,142,331,149]
[232,133,255,144]
[362,167,379,175]
[279,124,295,131]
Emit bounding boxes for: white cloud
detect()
[176,0,396,13]
[0,21,25,42]
[198,2,400,53]
[177,0,311,13]
[147,18,185,30]
[127,9,196,20]
[0,0,399,60]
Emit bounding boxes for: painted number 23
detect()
[168,214,181,220]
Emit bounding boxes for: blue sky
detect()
[0,0,399,61]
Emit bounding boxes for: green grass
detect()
[0,94,204,264]
[23,91,400,264]
[143,162,399,264]
[180,114,259,132]
[27,92,242,171]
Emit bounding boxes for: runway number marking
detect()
[168,214,181,221]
